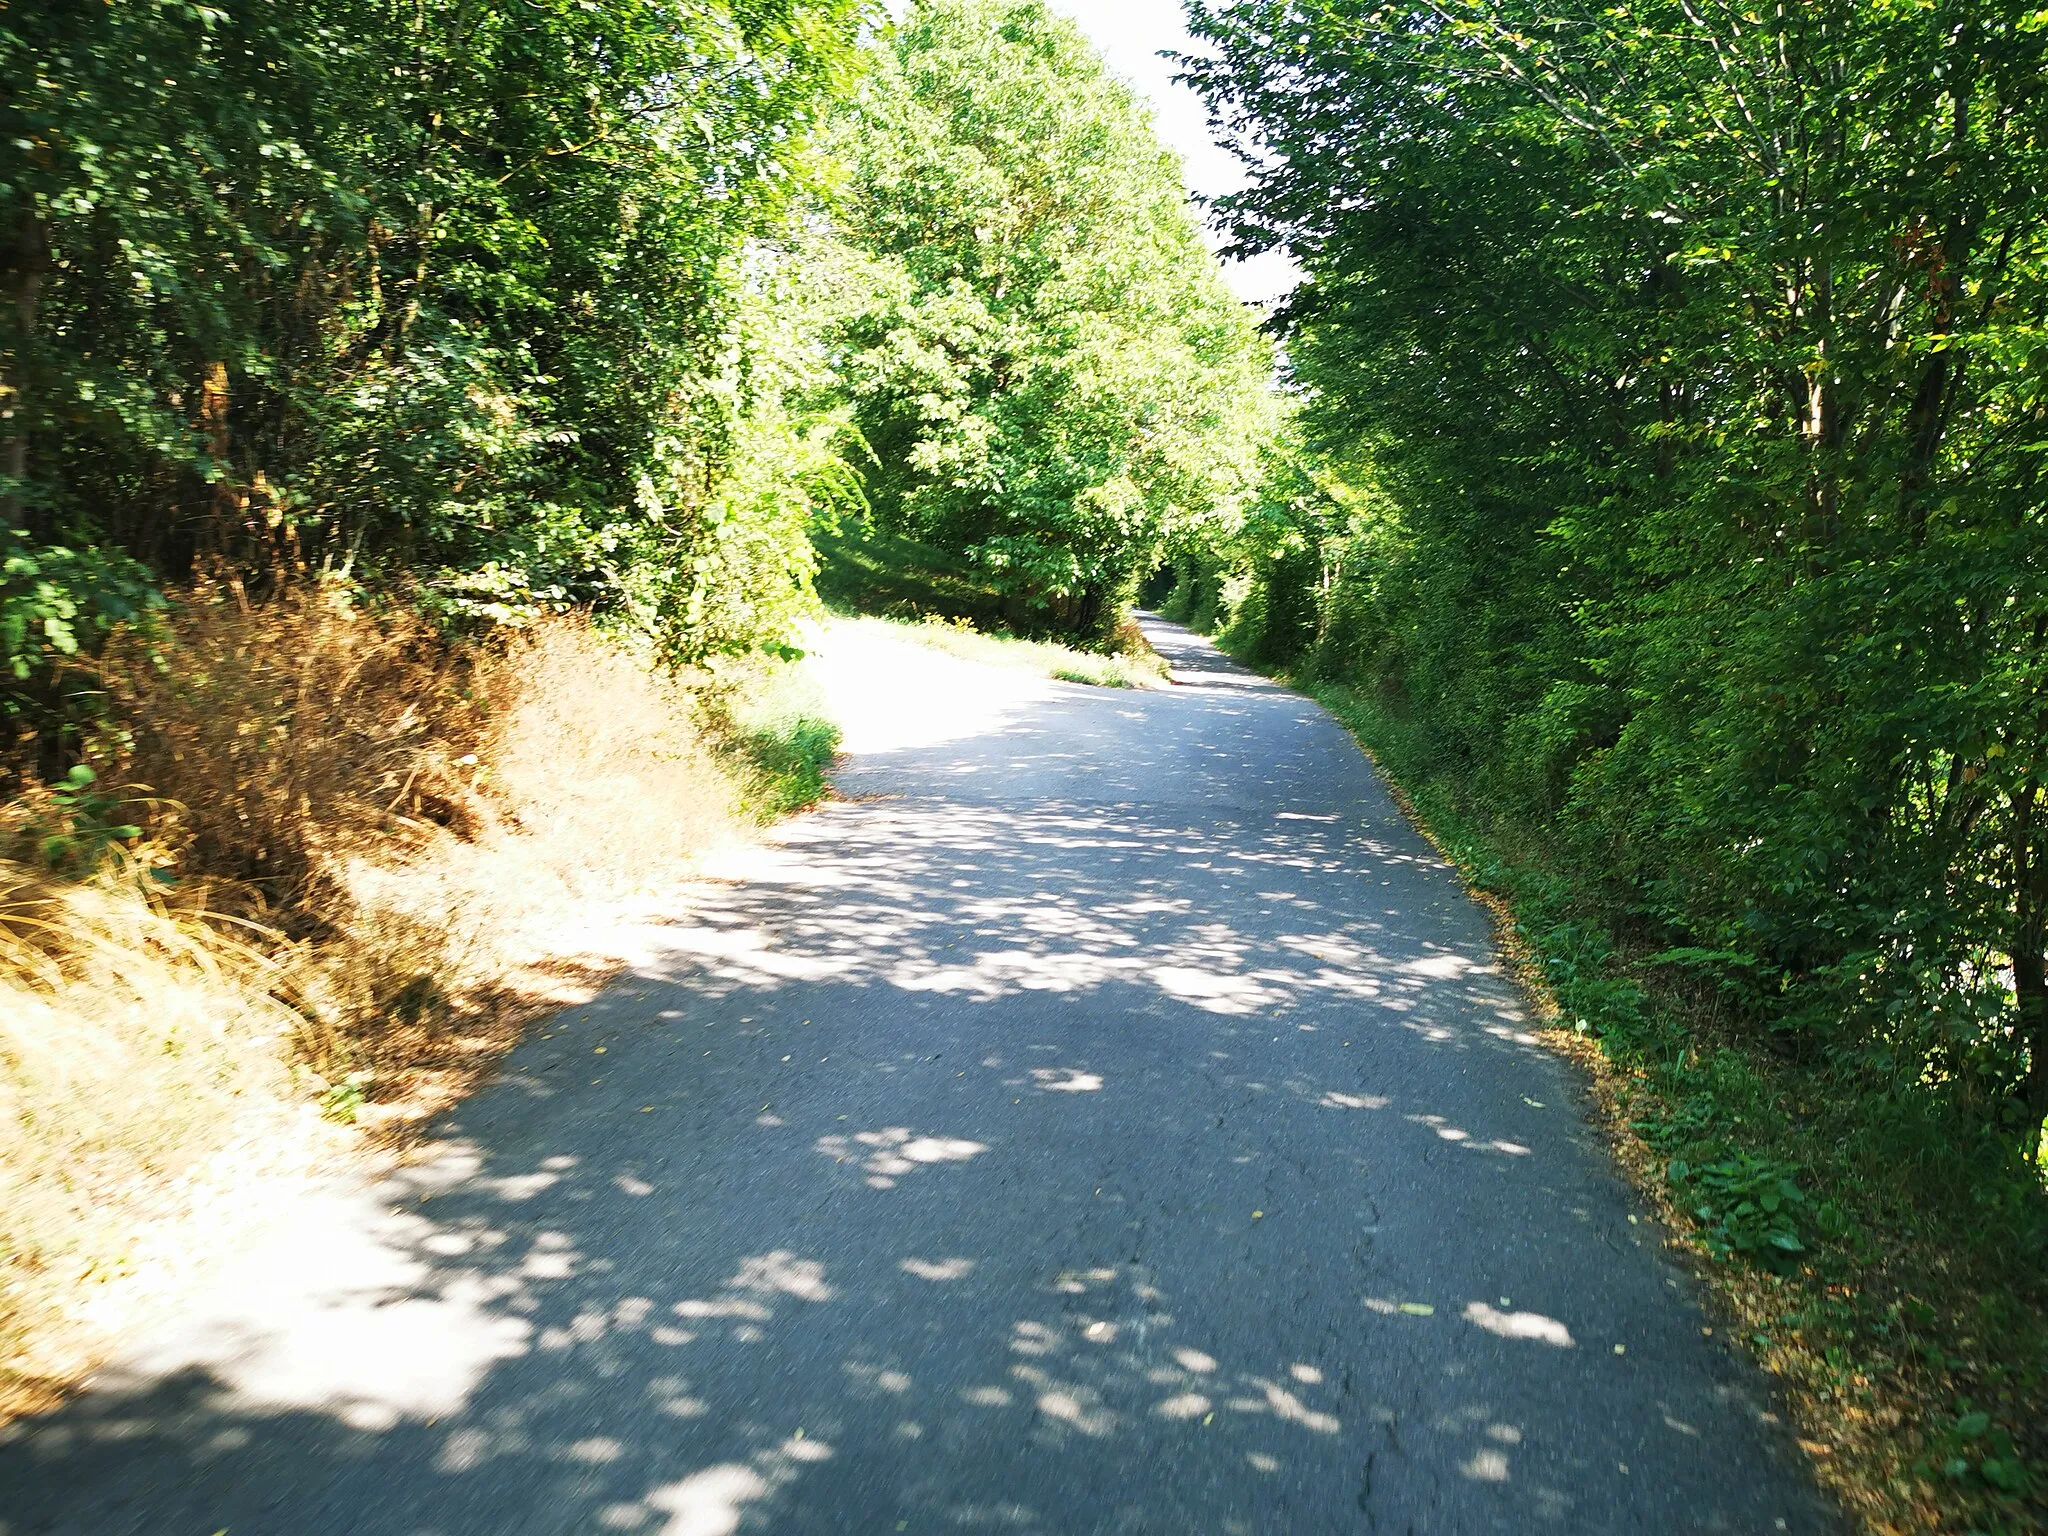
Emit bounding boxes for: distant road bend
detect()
[0,616,1839,1534]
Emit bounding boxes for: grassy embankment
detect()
[0,589,836,1417]
[814,521,1167,688]
[1196,627,2047,1533]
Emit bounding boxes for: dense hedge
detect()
[1184,0,2048,1153]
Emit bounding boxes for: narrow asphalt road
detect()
[0,617,1838,1535]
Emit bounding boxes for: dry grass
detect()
[0,858,319,1416]
[0,586,818,1411]
[275,609,750,1106]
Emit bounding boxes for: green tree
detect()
[0,0,869,749]
[826,0,1275,644]
[1187,0,2048,1147]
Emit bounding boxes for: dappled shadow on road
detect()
[1130,612,1278,694]
[0,627,1834,1535]
[654,794,1549,1160]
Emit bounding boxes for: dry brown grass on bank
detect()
[96,587,493,922]
[1,587,802,1409]
[87,589,751,1091]
[0,860,312,1417]
[286,611,751,1116]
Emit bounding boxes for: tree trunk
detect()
[196,360,258,603]
[2018,953,2048,1133]
[2013,787,2048,1148]
[1072,583,1106,648]
[1,208,49,530]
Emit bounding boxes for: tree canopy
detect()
[1182,0,2048,1147]
[1,0,869,749]
[824,0,1276,641]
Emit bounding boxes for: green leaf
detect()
[1979,1457,2026,1492]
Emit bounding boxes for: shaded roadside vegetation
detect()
[1166,1,2048,1527]
[815,521,1166,685]
[814,521,1013,632]
[0,0,1268,1405]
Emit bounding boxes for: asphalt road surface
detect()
[0,617,1840,1535]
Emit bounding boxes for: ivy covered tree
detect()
[825,0,1275,644]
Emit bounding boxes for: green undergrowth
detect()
[843,612,1164,689]
[812,522,1010,630]
[704,659,842,818]
[1302,675,2048,1535]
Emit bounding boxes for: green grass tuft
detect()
[703,657,842,819]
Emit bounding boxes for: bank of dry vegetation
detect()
[0,589,832,1414]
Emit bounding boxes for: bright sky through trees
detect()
[1040,0,1299,306]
